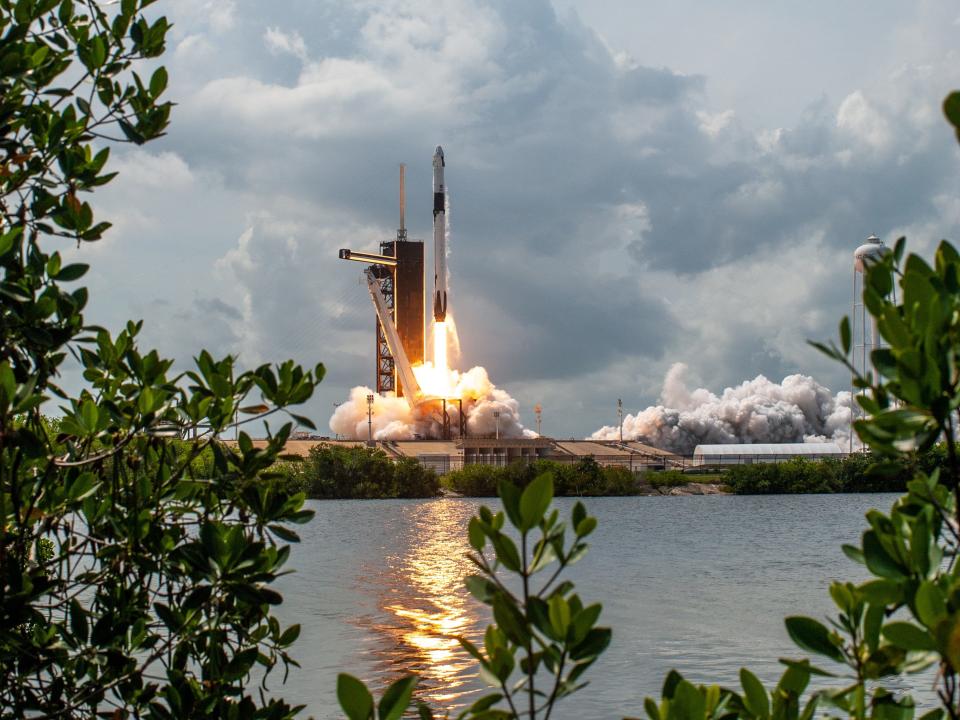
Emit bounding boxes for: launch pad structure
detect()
[338,156,466,440]
[339,165,424,398]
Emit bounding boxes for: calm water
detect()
[272,494,914,719]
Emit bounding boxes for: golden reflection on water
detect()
[359,501,484,711]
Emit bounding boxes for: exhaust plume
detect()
[590,363,853,454]
[329,368,533,441]
[330,317,533,440]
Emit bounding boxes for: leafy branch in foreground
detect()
[337,474,609,719]
[1,2,324,717]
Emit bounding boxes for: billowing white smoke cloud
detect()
[329,366,534,440]
[591,363,853,454]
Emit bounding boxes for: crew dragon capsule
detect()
[432,146,447,322]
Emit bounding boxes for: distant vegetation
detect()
[275,444,440,499]
[265,449,945,498]
[442,457,640,496]
[723,448,948,494]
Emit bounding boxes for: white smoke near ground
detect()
[330,312,534,443]
[590,363,855,454]
[329,366,534,440]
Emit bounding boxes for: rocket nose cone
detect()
[434,146,444,164]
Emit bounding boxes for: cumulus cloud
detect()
[836,90,892,150]
[264,27,308,61]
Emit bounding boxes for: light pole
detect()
[618,398,623,443]
[493,410,501,441]
[366,394,375,447]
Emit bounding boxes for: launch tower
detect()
[339,165,424,396]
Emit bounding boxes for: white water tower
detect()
[851,235,891,451]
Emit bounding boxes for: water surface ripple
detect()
[274,494,921,719]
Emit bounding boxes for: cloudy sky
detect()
[73,0,960,438]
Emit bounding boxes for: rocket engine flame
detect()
[331,317,534,440]
[411,318,457,398]
[433,321,448,375]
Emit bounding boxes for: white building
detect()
[692,443,845,466]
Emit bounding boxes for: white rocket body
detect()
[432,146,447,322]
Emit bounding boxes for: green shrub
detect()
[293,444,439,499]
[443,463,502,496]
[392,457,442,498]
[725,454,914,494]
[0,5,322,716]
[444,458,640,496]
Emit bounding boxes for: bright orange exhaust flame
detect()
[434,320,448,375]
[413,319,460,398]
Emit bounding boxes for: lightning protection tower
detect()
[851,234,893,452]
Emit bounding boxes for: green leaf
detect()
[862,531,905,579]
[278,624,301,647]
[570,626,611,661]
[662,669,684,699]
[468,517,485,551]
[465,575,494,603]
[498,479,523,528]
[670,679,705,720]
[740,668,769,719]
[864,604,884,653]
[69,598,88,643]
[915,581,946,627]
[859,579,901,605]
[55,263,89,282]
[149,66,168,97]
[337,674,374,720]
[548,594,571,639]
[944,91,960,132]
[68,472,99,501]
[575,516,597,537]
[518,472,553,531]
[841,543,864,564]
[489,533,521,572]
[0,227,22,258]
[882,622,936,651]
[378,676,416,720]
[645,697,661,720]
[466,694,502,714]
[289,412,316,430]
[492,594,530,645]
[80,399,99,433]
[839,316,851,355]
[777,660,812,695]
[268,523,300,542]
[870,690,915,720]
[784,616,844,663]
